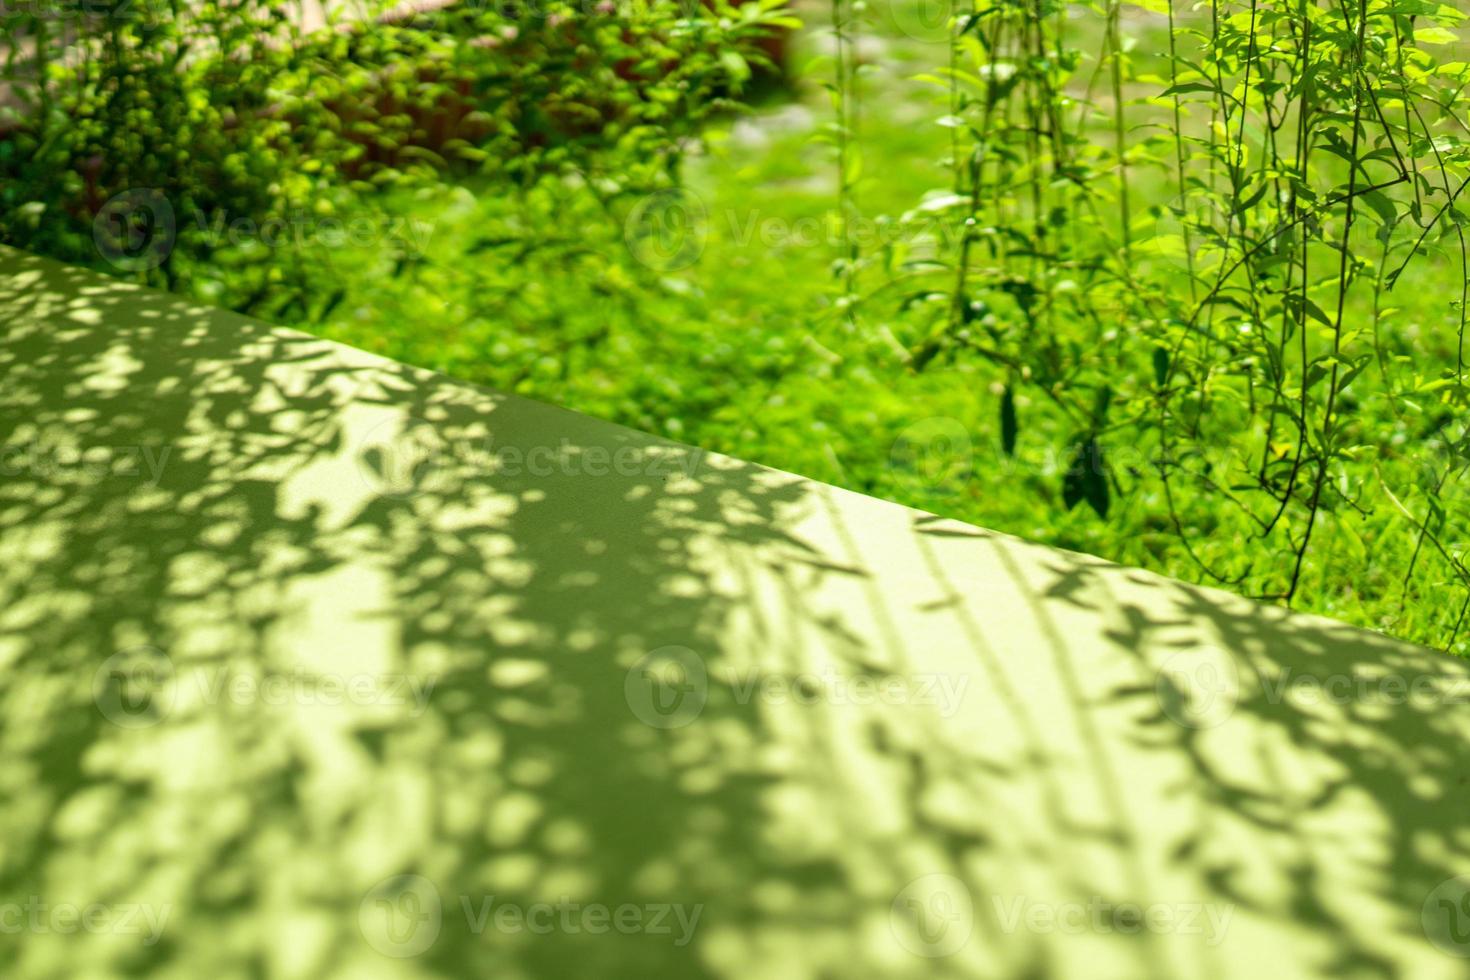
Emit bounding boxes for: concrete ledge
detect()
[2,244,1470,978]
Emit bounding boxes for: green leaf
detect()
[1153,347,1170,388]
[1000,385,1018,455]
[720,51,751,85]
[1361,190,1398,226]
[1161,82,1220,97]
[1414,26,1460,44]
[1062,437,1110,519]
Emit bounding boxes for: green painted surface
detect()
[2,244,1470,978]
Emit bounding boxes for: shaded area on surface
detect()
[1,246,1469,978]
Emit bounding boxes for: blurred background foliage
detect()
[6,0,1470,651]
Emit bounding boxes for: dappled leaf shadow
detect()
[3,247,1470,979]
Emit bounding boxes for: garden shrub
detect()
[0,0,794,299]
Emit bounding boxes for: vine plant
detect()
[870,0,1470,645]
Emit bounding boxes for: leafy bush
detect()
[0,0,793,297]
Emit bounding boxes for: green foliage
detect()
[850,0,1470,646]
[0,0,790,291]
